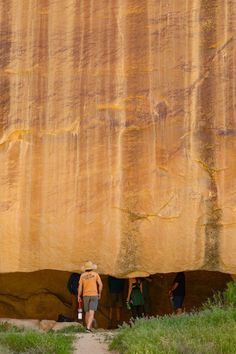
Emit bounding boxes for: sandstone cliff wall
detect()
[0,0,236,275]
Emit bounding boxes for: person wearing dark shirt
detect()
[169,272,185,314]
[108,276,125,327]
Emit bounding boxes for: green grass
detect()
[110,282,236,354]
[55,324,86,334]
[224,281,236,306]
[0,325,75,354]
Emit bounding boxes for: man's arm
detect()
[78,280,83,301]
[97,275,103,299]
[169,282,178,296]
[127,279,133,302]
[140,281,143,293]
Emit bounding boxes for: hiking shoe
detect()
[86,328,92,333]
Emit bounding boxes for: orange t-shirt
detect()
[79,271,101,296]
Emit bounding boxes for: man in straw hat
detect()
[78,261,103,332]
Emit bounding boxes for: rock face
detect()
[0,1,236,275]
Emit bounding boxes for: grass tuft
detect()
[54,324,86,334]
[110,281,236,354]
[0,327,74,354]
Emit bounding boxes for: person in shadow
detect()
[126,278,145,319]
[67,272,81,321]
[108,276,125,328]
[169,272,185,315]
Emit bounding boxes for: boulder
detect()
[0,318,40,331]
[39,320,56,331]
[52,322,83,331]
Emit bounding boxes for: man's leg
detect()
[83,297,89,327]
[86,296,98,330]
[174,296,184,315]
[176,307,183,315]
[85,312,89,327]
[87,310,95,329]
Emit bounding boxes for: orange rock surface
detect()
[0,1,236,275]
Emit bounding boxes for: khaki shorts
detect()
[83,296,99,312]
[108,293,123,307]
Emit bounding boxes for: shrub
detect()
[110,281,236,354]
[224,281,236,306]
[202,281,236,310]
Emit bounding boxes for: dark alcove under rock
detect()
[0,270,232,328]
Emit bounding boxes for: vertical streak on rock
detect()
[22,0,49,267]
[72,0,85,244]
[3,1,33,269]
[216,1,228,265]
[56,1,75,247]
[0,1,11,136]
[232,1,236,129]
[198,0,221,269]
[84,0,93,225]
[104,0,114,243]
[34,0,49,131]
[215,1,236,271]
[188,1,206,267]
[146,0,157,212]
[116,0,150,274]
[17,0,34,268]
[96,1,120,260]
[65,0,80,251]
[0,1,12,271]
[189,2,201,159]
[114,0,127,271]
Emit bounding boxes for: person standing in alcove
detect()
[78,261,103,331]
[126,278,145,319]
[108,276,125,328]
[169,272,185,315]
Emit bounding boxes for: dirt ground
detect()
[73,331,117,354]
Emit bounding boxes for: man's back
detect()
[80,271,101,296]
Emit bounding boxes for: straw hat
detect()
[82,260,97,271]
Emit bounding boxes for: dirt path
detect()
[73,331,117,354]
